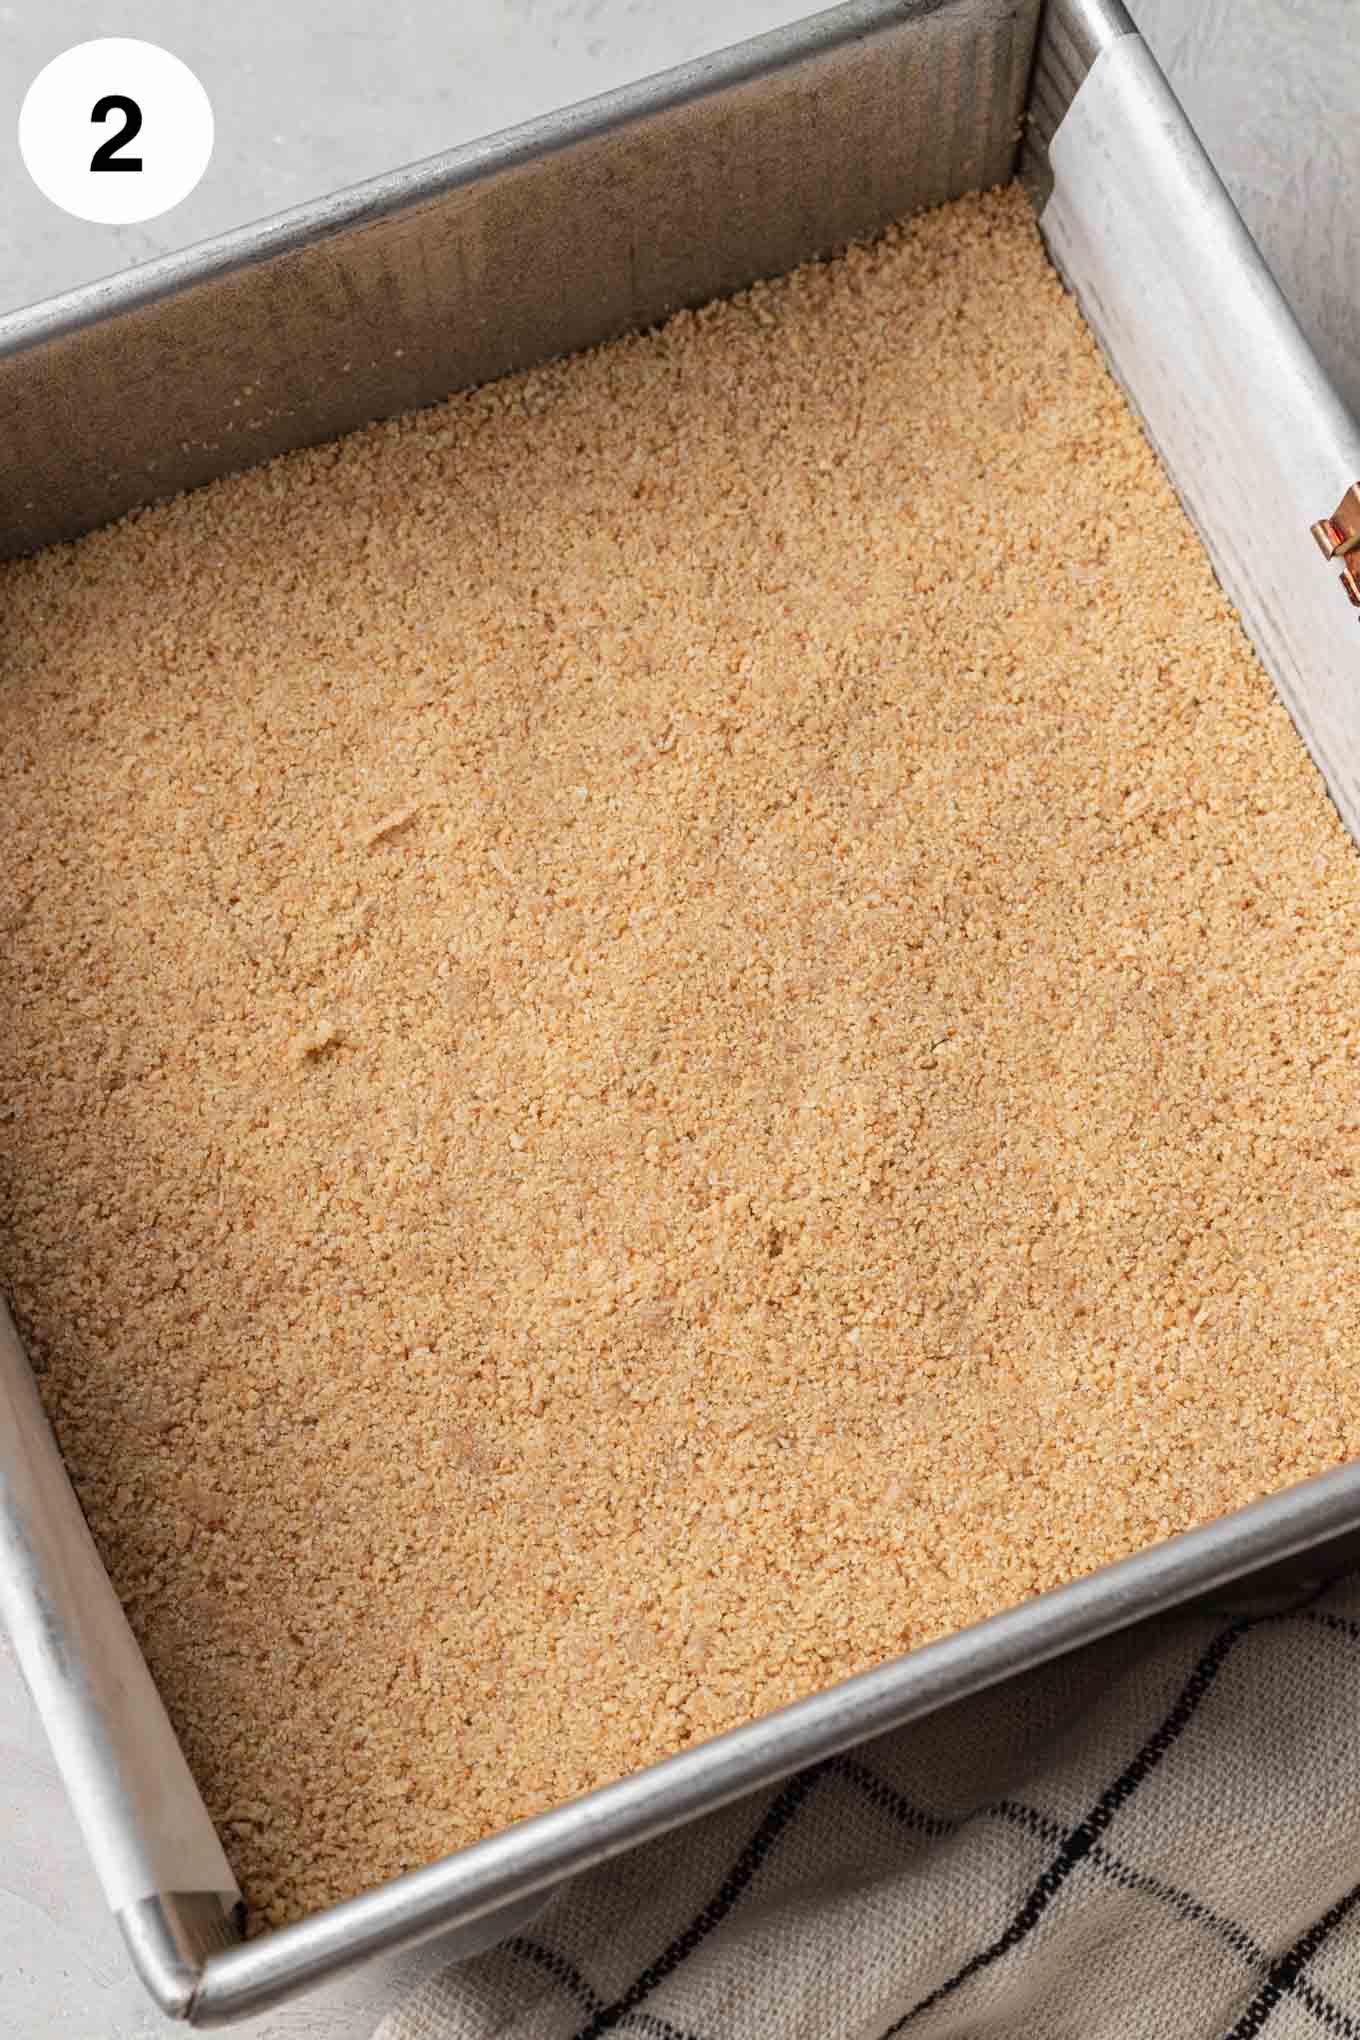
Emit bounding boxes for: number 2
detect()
[90,94,143,172]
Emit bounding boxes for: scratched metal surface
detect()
[2,2,1356,2034]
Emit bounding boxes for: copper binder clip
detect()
[1312,484,1360,614]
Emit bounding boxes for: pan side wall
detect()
[0,0,1039,559]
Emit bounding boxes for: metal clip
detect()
[1312,484,1360,614]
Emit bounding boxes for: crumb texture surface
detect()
[3,186,1358,1926]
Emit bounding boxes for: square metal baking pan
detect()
[5,0,1360,2025]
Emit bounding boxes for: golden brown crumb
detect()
[362,805,420,849]
[290,1024,342,1064]
[3,184,1357,1930]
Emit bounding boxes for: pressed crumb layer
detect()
[4,185,1360,1927]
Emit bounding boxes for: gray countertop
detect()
[2,3,1357,2033]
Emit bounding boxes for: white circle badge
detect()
[19,40,213,225]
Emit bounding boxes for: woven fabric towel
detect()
[376,1569,1360,2040]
